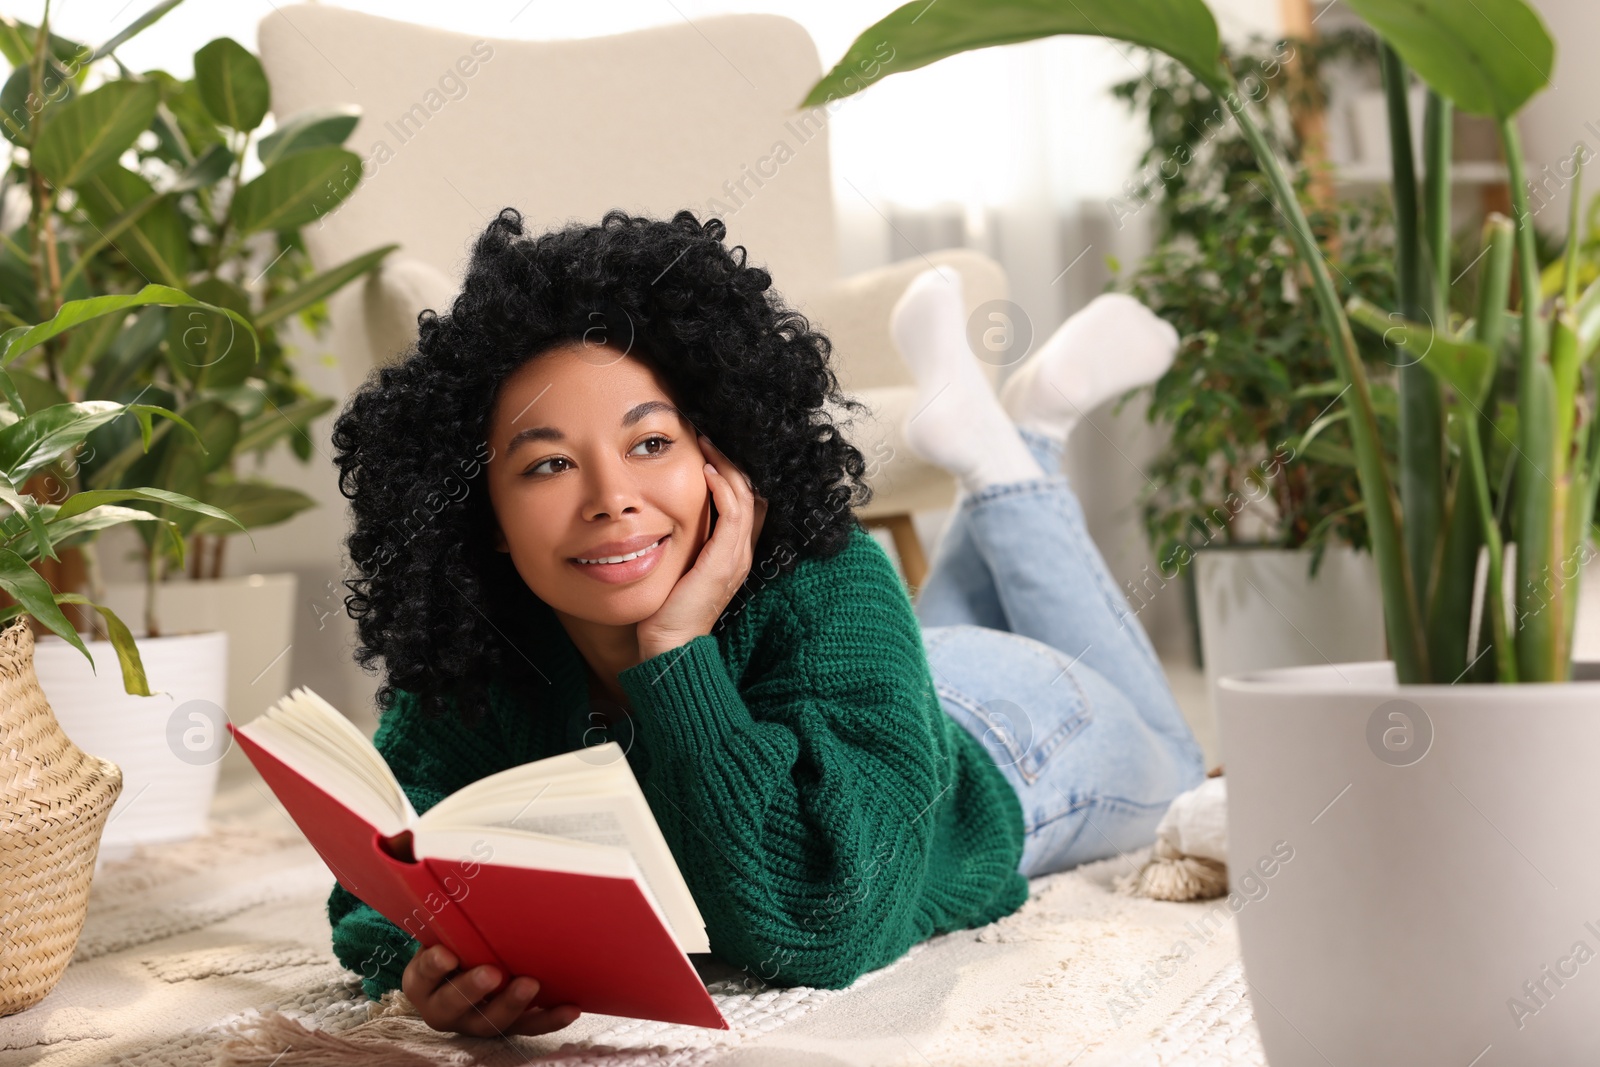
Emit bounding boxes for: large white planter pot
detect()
[1217,660,1600,1064]
[97,572,297,725]
[1194,547,1385,709]
[33,629,229,863]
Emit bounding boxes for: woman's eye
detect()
[522,436,670,477]
[632,435,672,457]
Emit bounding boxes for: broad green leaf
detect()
[1349,296,1496,405]
[0,60,75,144]
[1342,0,1553,118]
[0,400,127,483]
[7,369,68,414]
[187,481,312,534]
[258,103,361,166]
[1,284,259,370]
[0,367,24,415]
[256,243,396,327]
[0,546,87,659]
[0,17,89,69]
[228,146,361,235]
[193,37,269,131]
[52,593,149,695]
[32,80,160,188]
[75,164,190,286]
[165,277,255,389]
[803,0,1228,108]
[167,141,232,192]
[53,486,244,531]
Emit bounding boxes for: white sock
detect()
[890,268,1046,493]
[1000,292,1179,444]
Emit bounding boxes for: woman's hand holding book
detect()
[403,944,582,1037]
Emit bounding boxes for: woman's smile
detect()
[569,533,671,583]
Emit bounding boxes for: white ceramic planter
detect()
[1217,660,1600,1064]
[96,572,297,725]
[34,629,229,862]
[1194,546,1385,708]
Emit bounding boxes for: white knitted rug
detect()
[0,818,1267,1066]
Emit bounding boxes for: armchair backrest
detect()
[256,7,840,303]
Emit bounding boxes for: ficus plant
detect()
[808,0,1598,686]
[0,1,394,637]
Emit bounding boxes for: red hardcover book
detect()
[228,686,728,1030]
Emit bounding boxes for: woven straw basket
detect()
[0,616,123,1016]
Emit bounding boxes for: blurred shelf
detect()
[1333,160,1509,186]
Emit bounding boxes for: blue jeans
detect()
[914,426,1206,880]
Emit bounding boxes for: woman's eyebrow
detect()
[506,400,681,454]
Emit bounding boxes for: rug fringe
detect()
[211,990,481,1067]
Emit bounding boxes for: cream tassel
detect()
[1117,773,1230,902]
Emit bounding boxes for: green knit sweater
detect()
[327,523,1029,1000]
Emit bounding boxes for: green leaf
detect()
[1,284,259,370]
[165,277,256,389]
[53,486,242,531]
[167,141,232,193]
[0,546,87,660]
[803,0,1228,108]
[234,395,335,455]
[187,481,312,534]
[257,103,361,166]
[256,243,396,327]
[228,146,362,235]
[193,37,269,132]
[32,80,160,189]
[74,164,190,286]
[0,400,128,484]
[52,593,149,695]
[0,59,75,145]
[0,472,57,562]
[1341,0,1553,118]
[1348,296,1496,406]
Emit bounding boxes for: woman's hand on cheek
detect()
[635,435,767,661]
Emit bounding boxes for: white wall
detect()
[1519,0,1600,241]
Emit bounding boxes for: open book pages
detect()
[240,686,710,954]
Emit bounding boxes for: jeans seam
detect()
[960,473,1073,509]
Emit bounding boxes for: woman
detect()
[327,207,1205,1038]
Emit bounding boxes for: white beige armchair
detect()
[257,7,1011,589]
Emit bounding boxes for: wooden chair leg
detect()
[862,513,928,594]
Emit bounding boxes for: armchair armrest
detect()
[797,249,1010,394]
[364,255,459,368]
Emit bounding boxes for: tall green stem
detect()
[1501,118,1563,681]
[1382,47,1446,639]
[1227,73,1427,682]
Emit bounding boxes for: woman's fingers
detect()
[507,1002,583,1036]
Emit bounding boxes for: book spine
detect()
[371,831,505,972]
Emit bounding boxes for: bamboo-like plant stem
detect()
[1501,118,1565,681]
[1226,73,1427,682]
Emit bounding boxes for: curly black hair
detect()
[331,207,876,726]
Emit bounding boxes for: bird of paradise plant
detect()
[806,0,1594,685]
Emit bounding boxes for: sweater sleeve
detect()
[615,535,970,990]
[326,688,513,1000]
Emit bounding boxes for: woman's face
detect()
[484,342,713,629]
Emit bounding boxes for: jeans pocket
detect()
[926,625,1095,786]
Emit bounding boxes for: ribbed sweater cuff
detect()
[618,634,744,756]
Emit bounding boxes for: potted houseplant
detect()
[1,4,393,846]
[0,286,248,1017]
[810,1,1600,1060]
[1112,33,1397,699]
